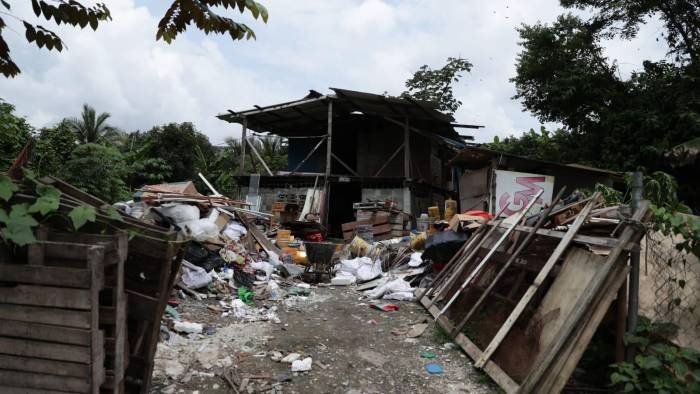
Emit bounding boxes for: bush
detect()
[63,143,129,202]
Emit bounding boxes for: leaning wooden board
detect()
[419,201,650,393]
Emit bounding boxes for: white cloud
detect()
[0,0,669,145]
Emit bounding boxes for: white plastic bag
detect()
[356,259,382,282]
[173,321,203,334]
[408,252,423,267]
[183,219,219,241]
[181,261,212,289]
[222,221,248,241]
[365,278,413,300]
[160,204,200,224]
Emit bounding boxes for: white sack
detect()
[183,219,219,242]
[364,278,413,300]
[356,259,382,282]
[181,262,212,289]
[160,204,200,224]
[222,221,247,241]
[408,252,424,267]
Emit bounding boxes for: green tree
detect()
[138,122,215,183]
[401,57,472,115]
[62,143,129,202]
[0,99,33,170]
[506,2,700,209]
[66,104,119,144]
[1,1,268,77]
[33,119,76,177]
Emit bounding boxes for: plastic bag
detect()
[364,278,413,300]
[222,221,248,241]
[181,261,212,289]
[408,252,423,267]
[160,204,200,224]
[356,259,382,282]
[183,219,219,242]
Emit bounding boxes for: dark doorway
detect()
[327,181,361,238]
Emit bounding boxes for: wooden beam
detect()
[373,142,404,177]
[288,135,327,176]
[474,193,600,368]
[323,100,334,228]
[501,223,636,251]
[331,153,359,176]
[404,118,410,180]
[245,137,273,176]
[238,117,247,175]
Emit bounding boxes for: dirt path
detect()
[152,286,498,394]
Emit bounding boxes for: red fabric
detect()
[463,210,494,220]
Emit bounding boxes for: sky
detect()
[0,0,669,145]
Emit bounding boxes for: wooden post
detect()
[238,117,247,176]
[404,118,410,180]
[323,100,333,228]
[626,170,644,361]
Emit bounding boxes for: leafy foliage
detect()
[66,104,118,144]
[401,57,472,115]
[33,120,76,176]
[505,1,700,211]
[62,143,129,202]
[1,0,268,77]
[611,317,700,393]
[0,99,33,170]
[67,205,96,230]
[0,0,111,77]
[134,122,216,184]
[157,0,268,43]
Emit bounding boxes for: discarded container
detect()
[173,321,203,334]
[291,357,313,372]
[444,199,457,221]
[369,303,399,312]
[416,214,430,232]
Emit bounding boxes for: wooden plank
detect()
[0,264,91,289]
[518,200,650,393]
[0,337,91,363]
[0,354,89,378]
[0,319,91,346]
[0,387,72,394]
[0,284,91,309]
[542,262,629,393]
[420,296,519,394]
[474,193,600,368]
[504,223,636,251]
[125,291,158,322]
[341,219,369,232]
[0,305,91,329]
[42,242,103,261]
[0,369,90,393]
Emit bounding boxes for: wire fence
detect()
[641,230,700,351]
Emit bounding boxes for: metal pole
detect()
[626,171,644,361]
[238,117,247,176]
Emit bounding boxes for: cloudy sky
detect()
[0,0,668,144]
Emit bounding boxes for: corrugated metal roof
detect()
[217,88,481,141]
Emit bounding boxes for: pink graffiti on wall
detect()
[498,176,545,216]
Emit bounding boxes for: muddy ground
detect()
[152,286,499,394]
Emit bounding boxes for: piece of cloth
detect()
[369,303,399,312]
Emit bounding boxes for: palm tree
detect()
[67,104,117,144]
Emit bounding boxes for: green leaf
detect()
[672,360,688,377]
[0,175,18,201]
[1,225,37,246]
[0,209,7,223]
[22,167,36,181]
[692,369,700,382]
[29,185,62,215]
[624,382,634,392]
[31,0,40,16]
[257,2,268,23]
[104,206,124,222]
[68,205,96,230]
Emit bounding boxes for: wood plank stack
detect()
[342,210,411,241]
[0,233,126,393]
